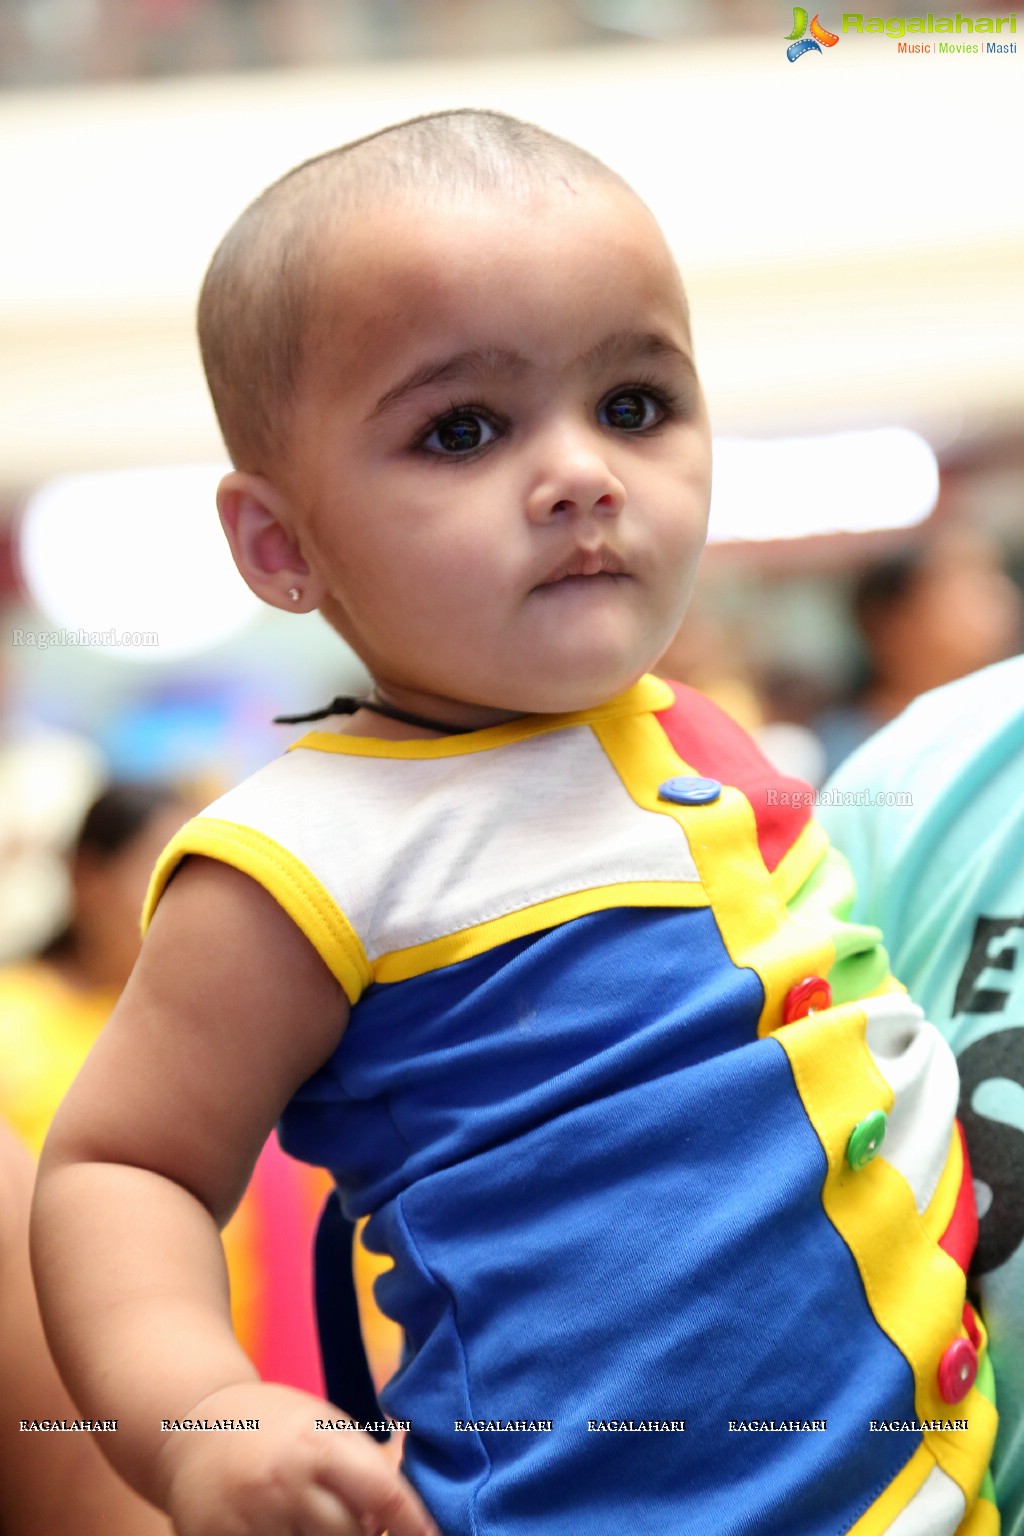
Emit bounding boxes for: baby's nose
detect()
[526,439,626,524]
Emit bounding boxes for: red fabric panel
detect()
[655,682,814,873]
[938,1121,980,1275]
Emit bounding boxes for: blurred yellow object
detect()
[0,964,113,1155]
[0,961,331,1391]
[354,1217,404,1391]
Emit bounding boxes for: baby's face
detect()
[283,179,711,721]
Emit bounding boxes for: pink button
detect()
[937,1337,978,1404]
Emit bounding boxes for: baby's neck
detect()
[329,690,526,739]
[330,708,451,740]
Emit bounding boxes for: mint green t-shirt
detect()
[821,655,1024,1536]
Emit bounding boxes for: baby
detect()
[33,110,997,1536]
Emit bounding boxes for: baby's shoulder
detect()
[143,745,376,1008]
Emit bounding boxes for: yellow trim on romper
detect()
[921,1125,963,1243]
[867,973,907,997]
[141,817,371,1006]
[770,817,830,905]
[591,710,835,1038]
[372,880,710,985]
[286,675,676,759]
[277,673,699,987]
[779,1004,997,1511]
[955,1492,1001,1536]
[969,1353,1000,1533]
[846,1443,935,1536]
[591,707,997,1523]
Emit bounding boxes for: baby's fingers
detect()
[299,1483,383,1534]
[315,1441,439,1536]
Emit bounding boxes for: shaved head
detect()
[197,109,627,471]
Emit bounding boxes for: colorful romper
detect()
[145,676,998,1536]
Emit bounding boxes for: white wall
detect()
[2,36,1021,488]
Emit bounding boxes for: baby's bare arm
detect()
[31,858,437,1536]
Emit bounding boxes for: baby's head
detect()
[199,109,712,724]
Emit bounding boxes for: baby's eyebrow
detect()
[369,347,529,420]
[581,330,696,378]
[368,331,695,421]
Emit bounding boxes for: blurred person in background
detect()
[0,780,333,1398]
[0,634,105,966]
[654,594,762,734]
[0,764,177,1533]
[821,652,1024,1536]
[656,598,828,784]
[813,526,1023,778]
[1,783,196,1158]
[0,1116,174,1534]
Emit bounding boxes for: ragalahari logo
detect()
[785,7,840,58]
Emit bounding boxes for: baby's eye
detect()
[421,412,498,455]
[599,390,664,432]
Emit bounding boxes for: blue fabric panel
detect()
[280,907,765,1211]
[283,910,920,1535]
[366,1041,918,1536]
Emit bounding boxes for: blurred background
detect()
[0,0,1020,1429]
[1,0,1022,961]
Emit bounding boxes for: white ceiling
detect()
[2,36,1022,491]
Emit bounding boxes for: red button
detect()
[937,1337,978,1403]
[782,976,832,1025]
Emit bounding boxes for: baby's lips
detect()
[536,545,627,585]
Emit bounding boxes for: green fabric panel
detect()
[786,841,892,1004]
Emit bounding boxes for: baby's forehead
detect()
[305,180,687,327]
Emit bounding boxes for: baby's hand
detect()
[157,1382,439,1536]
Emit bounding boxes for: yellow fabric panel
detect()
[845,1444,935,1536]
[589,708,996,1520]
[142,816,370,1005]
[770,817,830,905]
[777,1006,998,1508]
[591,710,835,1037]
[921,1126,964,1243]
[955,1489,1001,1536]
[372,880,709,985]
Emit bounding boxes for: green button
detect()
[846,1110,888,1170]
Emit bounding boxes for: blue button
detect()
[657,775,722,806]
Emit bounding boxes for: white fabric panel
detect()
[882,1464,966,1535]
[204,725,700,960]
[864,993,960,1215]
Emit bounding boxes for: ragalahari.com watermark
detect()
[10,626,159,652]
[767,787,913,808]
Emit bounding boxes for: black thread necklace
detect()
[273,692,478,735]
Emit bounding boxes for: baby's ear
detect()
[216,471,326,613]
